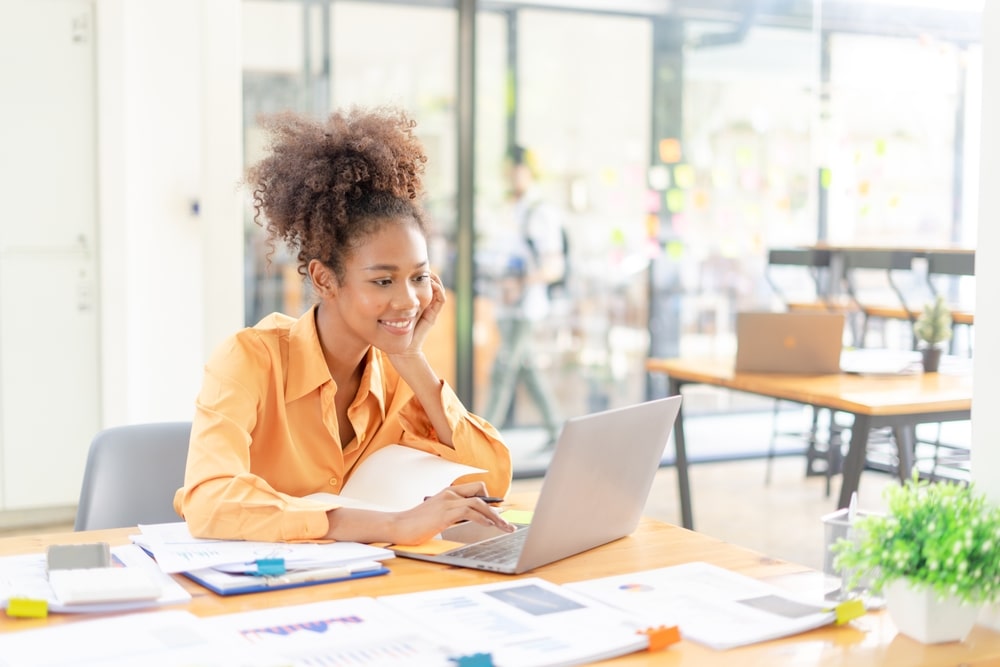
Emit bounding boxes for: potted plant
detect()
[912,295,953,372]
[832,474,1000,644]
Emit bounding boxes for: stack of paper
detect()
[131,522,395,595]
[0,544,190,615]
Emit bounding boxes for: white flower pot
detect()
[884,578,980,644]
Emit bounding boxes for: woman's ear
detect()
[308,259,337,298]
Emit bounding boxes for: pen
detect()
[421,495,505,504]
[263,562,383,586]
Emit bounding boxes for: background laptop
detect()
[392,395,682,574]
[735,311,845,374]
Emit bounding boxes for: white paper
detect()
[132,521,394,574]
[201,596,457,666]
[0,544,191,614]
[0,610,280,667]
[335,444,487,511]
[0,581,651,667]
[378,577,650,667]
[566,562,837,651]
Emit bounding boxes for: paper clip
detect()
[6,598,48,619]
[252,558,286,576]
[448,652,494,666]
[832,598,865,625]
[638,624,681,651]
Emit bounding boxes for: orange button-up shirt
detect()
[173,306,512,542]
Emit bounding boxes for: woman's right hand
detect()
[325,482,515,545]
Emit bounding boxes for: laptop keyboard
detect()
[445,527,529,566]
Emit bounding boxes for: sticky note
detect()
[639,624,681,650]
[499,510,533,525]
[448,652,494,666]
[253,558,286,576]
[6,598,48,619]
[834,598,865,624]
[393,540,466,555]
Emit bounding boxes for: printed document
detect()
[377,577,651,666]
[131,521,394,574]
[566,562,837,650]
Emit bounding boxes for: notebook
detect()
[391,395,683,574]
[734,311,846,374]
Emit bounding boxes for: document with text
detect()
[566,562,839,650]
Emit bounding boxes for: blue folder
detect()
[180,560,391,596]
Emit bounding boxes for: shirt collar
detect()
[285,305,386,410]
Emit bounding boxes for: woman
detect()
[173,106,514,544]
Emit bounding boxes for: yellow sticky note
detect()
[393,540,467,555]
[7,598,48,619]
[499,510,533,525]
[834,598,865,624]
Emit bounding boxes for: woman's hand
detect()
[324,482,514,545]
[390,482,514,545]
[391,273,445,362]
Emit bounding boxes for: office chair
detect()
[74,422,191,531]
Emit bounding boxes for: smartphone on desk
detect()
[46,542,112,571]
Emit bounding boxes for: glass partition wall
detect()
[241,0,982,464]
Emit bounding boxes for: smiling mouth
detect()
[380,319,414,332]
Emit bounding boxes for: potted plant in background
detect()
[912,295,953,372]
[832,474,1000,644]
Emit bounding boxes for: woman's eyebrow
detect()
[361,260,429,272]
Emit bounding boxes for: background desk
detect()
[646,358,973,529]
[5,512,1000,665]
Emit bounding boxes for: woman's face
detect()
[330,219,433,355]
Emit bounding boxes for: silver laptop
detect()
[392,395,682,574]
[735,311,845,374]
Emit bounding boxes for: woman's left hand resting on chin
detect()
[386,273,446,364]
[324,481,515,545]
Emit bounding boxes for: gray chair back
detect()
[74,422,191,531]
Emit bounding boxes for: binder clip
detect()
[6,598,48,619]
[639,624,681,651]
[832,598,865,625]
[252,558,286,576]
[448,652,494,666]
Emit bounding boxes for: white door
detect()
[0,0,100,509]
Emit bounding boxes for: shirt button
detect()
[329,477,338,487]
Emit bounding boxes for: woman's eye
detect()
[412,273,430,283]
[373,278,392,287]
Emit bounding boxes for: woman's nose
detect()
[392,283,421,309]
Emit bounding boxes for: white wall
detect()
[96,0,244,427]
[972,2,999,500]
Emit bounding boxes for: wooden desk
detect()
[4,518,1000,665]
[646,358,973,529]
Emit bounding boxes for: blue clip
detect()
[448,653,494,667]
[253,558,286,576]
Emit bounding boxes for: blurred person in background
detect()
[481,145,566,449]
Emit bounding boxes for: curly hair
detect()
[246,105,429,282]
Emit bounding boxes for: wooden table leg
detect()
[669,378,694,530]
